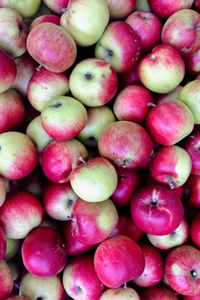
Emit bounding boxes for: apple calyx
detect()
[84,73,93,80]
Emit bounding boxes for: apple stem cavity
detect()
[147,102,156,107]
[191,269,197,277]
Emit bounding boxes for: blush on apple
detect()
[0,176,6,207]
[191,213,200,248]
[106,0,136,19]
[43,0,69,14]
[0,225,6,260]
[141,286,179,300]
[184,174,200,208]
[148,0,194,18]
[0,260,13,300]
[30,14,60,30]
[0,49,17,93]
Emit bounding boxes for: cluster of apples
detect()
[0,0,200,299]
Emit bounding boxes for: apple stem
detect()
[123,282,127,289]
[147,102,156,107]
[36,64,42,71]
[166,175,175,189]
[79,156,86,164]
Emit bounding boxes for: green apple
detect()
[5,238,20,261]
[0,0,41,18]
[100,287,141,300]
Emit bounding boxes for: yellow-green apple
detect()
[0,50,16,93]
[147,218,189,250]
[0,0,41,18]
[63,255,104,300]
[126,11,162,52]
[0,132,38,180]
[94,234,145,288]
[184,175,200,208]
[0,225,6,260]
[99,287,140,300]
[131,185,184,235]
[184,131,200,175]
[106,0,136,19]
[30,14,60,30]
[41,96,88,141]
[70,157,118,203]
[0,7,27,57]
[135,0,151,11]
[95,21,141,73]
[179,79,200,124]
[157,85,183,103]
[5,238,20,261]
[0,191,43,239]
[77,106,116,147]
[113,84,154,123]
[19,273,64,300]
[43,0,69,14]
[27,23,77,73]
[195,0,200,11]
[186,48,200,75]
[98,121,153,168]
[41,139,88,183]
[191,213,200,248]
[22,226,66,276]
[146,101,194,146]
[141,286,178,300]
[138,44,185,93]
[0,260,13,299]
[0,177,6,207]
[27,67,69,112]
[165,245,200,296]
[149,0,194,18]
[60,0,109,46]
[69,58,118,107]
[161,9,200,56]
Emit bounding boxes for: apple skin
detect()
[95,21,141,73]
[30,14,60,30]
[60,0,109,47]
[98,121,153,169]
[99,287,140,300]
[131,184,184,235]
[43,182,78,221]
[27,23,77,73]
[106,0,136,19]
[63,255,104,300]
[0,176,6,207]
[0,132,38,180]
[0,50,16,93]
[194,0,200,12]
[19,273,64,300]
[5,238,20,261]
[0,191,43,239]
[184,175,200,208]
[113,84,154,123]
[22,226,67,276]
[71,198,118,246]
[126,11,162,53]
[41,139,88,183]
[135,0,151,11]
[184,131,200,175]
[41,96,88,141]
[184,295,200,300]
[5,296,30,300]
[165,245,200,296]
[27,67,69,112]
[157,85,183,103]
[147,217,189,250]
[69,58,118,107]
[146,101,194,146]
[0,0,41,18]
[43,0,69,14]
[141,286,179,300]
[70,157,118,203]
[138,44,185,94]
[186,48,200,75]
[94,234,145,288]
[161,9,200,56]
[0,260,13,300]
[191,213,200,248]
[0,225,6,260]
[0,89,25,133]
[118,65,140,88]
[133,243,164,287]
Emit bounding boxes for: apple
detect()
[41,96,88,141]
[60,0,109,46]
[0,225,6,260]
[138,44,185,94]
[113,84,154,123]
[77,106,116,148]
[43,182,78,221]
[5,296,30,300]
[5,238,20,261]
[157,85,183,103]
[141,286,179,300]
[0,191,43,239]
[147,217,189,250]
[0,50,17,93]
[133,243,164,287]
[19,273,64,300]
[118,65,140,88]
[179,79,200,124]
[22,226,66,276]
[63,255,104,300]
[191,213,200,248]
[70,157,118,203]
[41,139,88,183]
[106,0,136,19]
[0,132,38,180]
[186,48,200,75]
[148,0,194,18]
[69,58,118,107]
[94,234,145,288]
[184,295,200,300]
[146,101,194,146]
[126,11,162,52]
[184,131,200,175]
[27,23,77,73]
[165,245,200,296]
[21,168,44,198]
[27,67,69,112]
[131,184,184,235]
[43,0,69,14]
[195,0,200,12]
[95,21,141,73]
[0,176,6,207]
[99,287,140,300]
[0,260,13,299]
[161,9,200,56]
[98,121,153,169]
[184,175,200,208]
[0,7,27,57]
[0,0,41,18]
[30,14,60,30]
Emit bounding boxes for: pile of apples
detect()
[0,0,200,299]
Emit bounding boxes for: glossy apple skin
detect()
[184,295,200,300]
[161,9,200,56]
[99,287,140,300]
[141,286,179,300]
[191,213,200,248]
[22,226,67,276]
[95,21,141,73]
[146,101,194,146]
[126,11,162,52]
[0,260,13,299]
[113,84,154,123]
[0,50,16,93]
[194,0,200,12]
[149,0,194,18]
[106,0,136,19]
[30,15,60,30]
[184,175,200,208]
[98,121,153,169]
[43,0,69,14]
[94,235,145,288]
[165,245,200,296]
[0,225,6,260]
[27,23,77,73]
[131,185,184,235]
[186,48,200,75]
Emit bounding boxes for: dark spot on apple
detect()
[122,159,130,168]
[170,231,176,237]
[102,73,105,78]
[49,102,62,108]
[190,269,197,277]
[84,73,93,80]
[67,199,74,207]
[76,285,83,294]
[107,49,113,57]
[36,297,43,300]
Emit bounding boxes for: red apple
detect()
[0,225,6,260]
[184,295,200,300]
[191,213,200,248]
[30,14,60,30]
[0,260,13,300]
[149,0,194,18]
[43,0,69,14]
[157,85,183,103]
[0,176,6,207]
[194,0,200,12]
[106,0,136,19]
[141,286,179,300]
[186,48,200,75]
[94,235,145,288]
[0,50,16,93]
[184,175,200,208]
